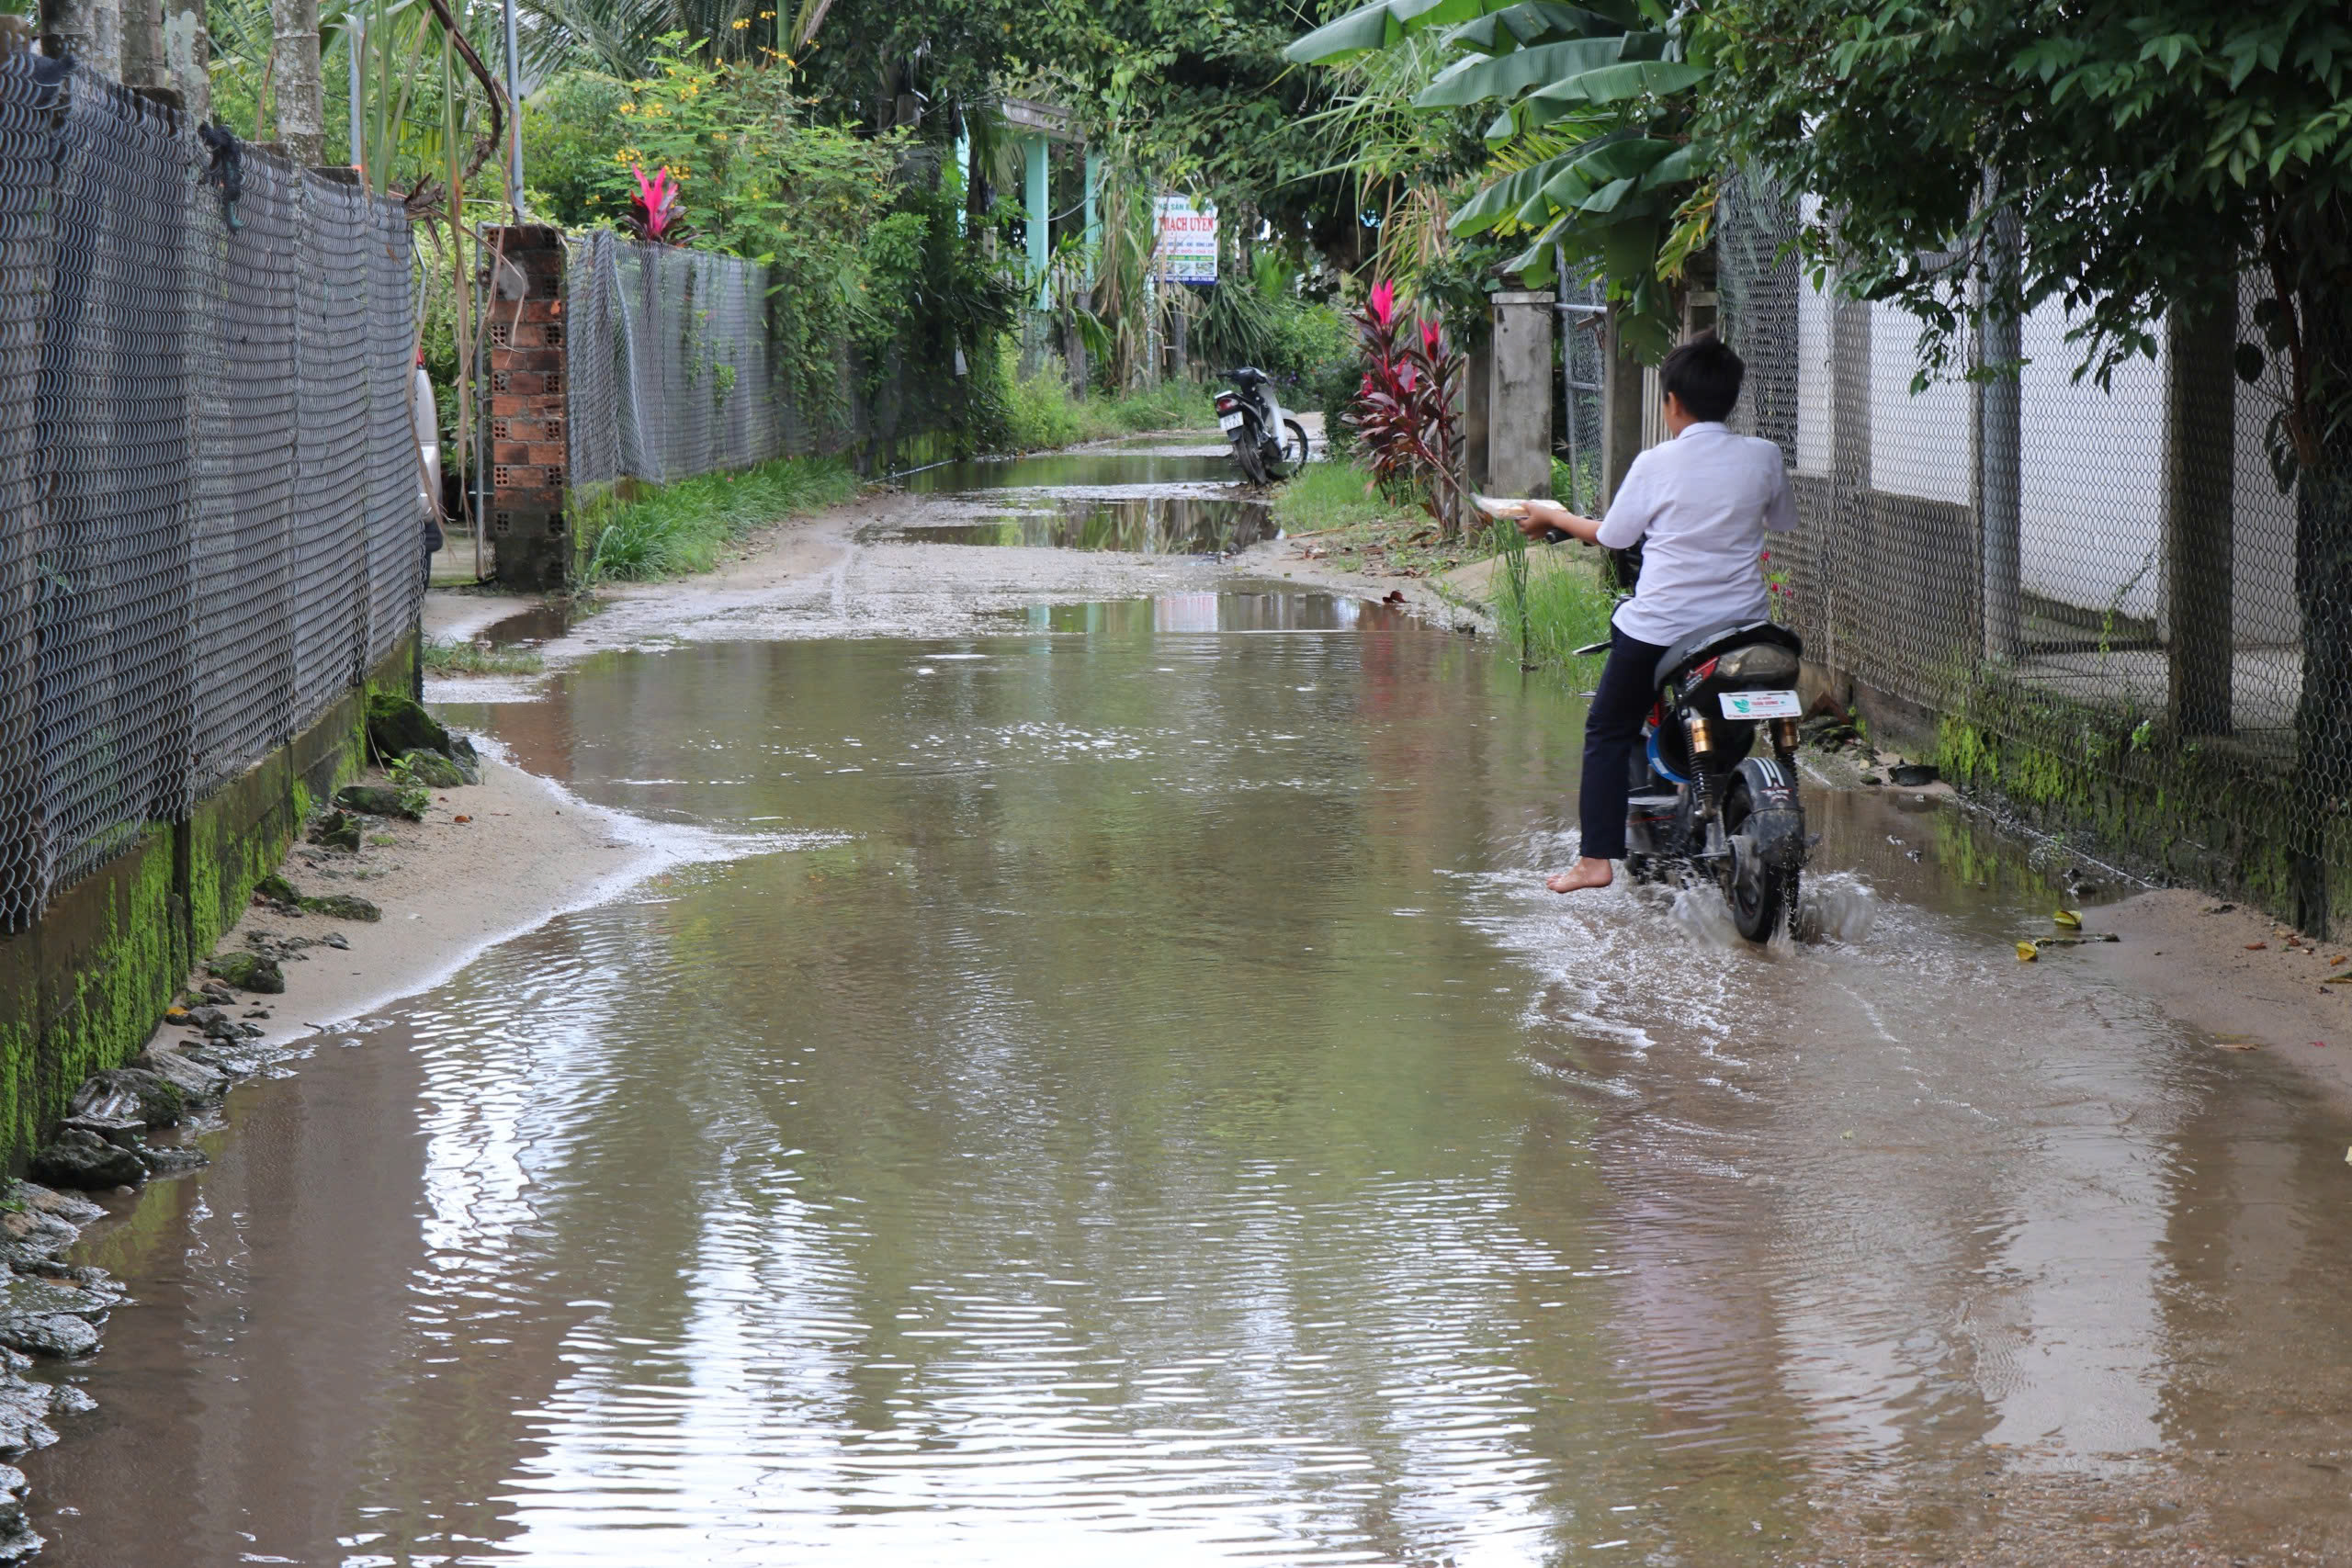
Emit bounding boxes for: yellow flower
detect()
[731,16,750,27]
[618,102,636,114]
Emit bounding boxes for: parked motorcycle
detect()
[1215,367,1309,485]
[1589,615,1810,942]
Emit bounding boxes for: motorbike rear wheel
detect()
[1231,431,1270,486]
[1722,777,1797,942]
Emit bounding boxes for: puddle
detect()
[989,586,1411,634]
[901,452,1240,492]
[887,495,1273,556]
[885,449,1271,555]
[476,600,582,648]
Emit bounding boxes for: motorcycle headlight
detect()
[1715,643,1801,683]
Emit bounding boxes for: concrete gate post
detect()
[1488,290,1554,501]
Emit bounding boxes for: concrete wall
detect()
[0,634,414,1163]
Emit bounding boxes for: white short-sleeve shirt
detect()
[1596,422,1797,646]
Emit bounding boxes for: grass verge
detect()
[579,456,861,584]
[1270,459,1477,579]
[1488,525,1616,673]
[422,638,545,675]
[999,351,1217,451]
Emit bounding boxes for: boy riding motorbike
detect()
[1498,335,1797,895]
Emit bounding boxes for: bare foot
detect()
[1546,857,1614,894]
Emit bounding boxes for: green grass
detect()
[999,351,1217,452]
[1270,458,1421,534]
[580,456,861,584]
[1488,527,1617,672]
[422,638,545,675]
[1269,459,1481,579]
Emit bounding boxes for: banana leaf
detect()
[1415,35,1626,108]
[1542,58,1703,104]
[1442,3,1624,52]
[1285,0,1501,63]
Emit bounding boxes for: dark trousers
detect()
[1578,625,1669,860]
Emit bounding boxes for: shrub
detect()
[1346,280,1467,535]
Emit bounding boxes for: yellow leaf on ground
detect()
[2053,909,2082,929]
[2016,941,2039,961]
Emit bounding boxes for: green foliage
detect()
[1705,0,2352,440]
[990,345,1212,451]
[521,73,631,226]
[581,456,862,581]
[1289,0,1712,357]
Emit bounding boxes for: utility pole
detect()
[120,0,171,100]
[503,0,523,216]
[269,0,322,164]
[164,2,209,120]
[41,0,121,79]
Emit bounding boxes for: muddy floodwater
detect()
[27,588,2352,1564]
[885,448,1274,555]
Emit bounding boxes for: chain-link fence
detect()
[1555,274,1605,515]
[1713,173,2343,932]
[562,228,964,496]
[0,52,422,933]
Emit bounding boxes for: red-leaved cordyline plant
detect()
[1345,283,1465,536]
[625,164,691,245]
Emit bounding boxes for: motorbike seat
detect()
[1652,619,1804,693]
[1229,367,1270,388]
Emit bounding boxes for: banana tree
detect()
[1286,0,1712,359]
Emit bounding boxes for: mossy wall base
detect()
[0,632,417,1166]
[1826,660,2351,938]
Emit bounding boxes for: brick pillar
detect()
[484,225,570,591]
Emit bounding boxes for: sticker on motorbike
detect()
[1720,690,1802,719]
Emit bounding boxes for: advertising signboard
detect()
[1153,195,1218,284]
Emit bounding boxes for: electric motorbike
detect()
[1215,367,1309,485]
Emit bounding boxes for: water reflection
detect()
[885,449,1268,556]
[899,453,1238,493]
[888,493,1272,556]
[26,598,2352,1565]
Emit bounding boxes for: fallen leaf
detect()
[2312,1041,2331,1049]
[2333,955,2346,966]
[2325,974,2352,985]
[2215,1039,2262,1052]
[2016,941,2040,961]
[2053,909,2082,929]
[2246,942,2268,951]
[454,814,472,824]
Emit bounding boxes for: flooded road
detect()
[26,578,2352,1562]
[883,448,1275,555]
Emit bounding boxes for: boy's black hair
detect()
[1661,333,1743,423]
